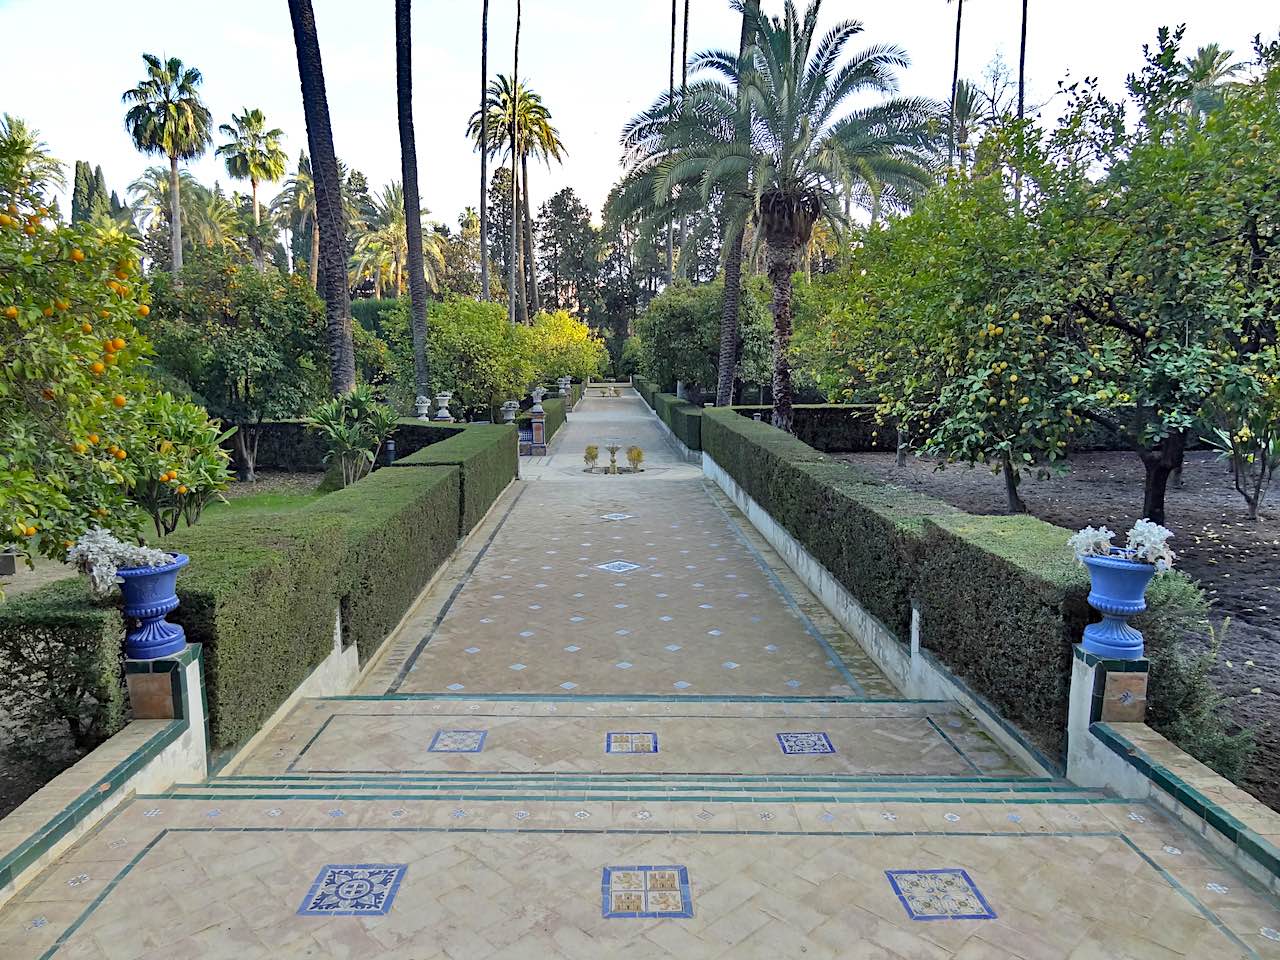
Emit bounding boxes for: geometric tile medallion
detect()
[428,730,487,753]
[600,513,634,521]
[596,560,640,574]
[776,732,835,755]
[606,732,658,754]
[884,869,996,921]
[297,864,408,916]
[601,865,693,918]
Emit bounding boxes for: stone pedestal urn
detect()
[119,553,190,660]
[501,400,520,424]
[433,392,454,422]
[414,395,431,420]
[1081,554,1156,660]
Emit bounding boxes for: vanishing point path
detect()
[4,387,1278,959]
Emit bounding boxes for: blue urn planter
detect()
[117,553,189,660]
[1081,552,1156,660]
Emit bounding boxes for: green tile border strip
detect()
[323,693,952,704]
[32,826,1258,960]
[1,647,202,896]
[386,485,527,694]
[1092,722,1280,884]
[218,773,1056,784]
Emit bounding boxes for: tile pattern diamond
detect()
[776,732,835,755]
[885,868,996,921]
[601,865,693,918]
[297,863,408,916]
[605,732,658,754]
[427,730,486,753]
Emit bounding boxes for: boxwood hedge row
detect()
[395,423,518,535]
[224,419,464,474]
[702,407,1095,760]
[731,404,895,453]
[654,393,703,451]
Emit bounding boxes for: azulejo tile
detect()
[298,863,408,917]
[428,729,487,753]
[777,732,835,755]
[597,560,640,573]
[885,869,996,922]
[606,732,658,754]
[602,865,693,919]
[601,513,634,521]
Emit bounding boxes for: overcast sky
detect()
[1,1,1274,227]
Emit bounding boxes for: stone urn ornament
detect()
[605,438,623,475]
[414,395,432,420]
[1068,520,1175,660]
[433,392,454,422]
[501,400,520,424]
[530,386,547,414]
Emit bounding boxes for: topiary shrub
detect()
[0,578,126,754]
[654,393,703,451]
[732,404,894,452]
[394,424,518,535]
[300,465,459,663]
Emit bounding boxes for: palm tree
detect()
[287,0,355,394]
[215,108,287,228]
[396,0,431,406]
[122,55,212,275]
[1179,44,1245,118]
[467,74,566,322]
[0,114,64,193]
[352,183,445,297]
[947,0,964,166]
[666,0,678,282]
[951,78,979,170]
[1014,0,1027,207]
[650,0,936,433]
[478,0,491,301]
[273,153,319,288]
[510,0,523,324]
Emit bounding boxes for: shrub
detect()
[634,378,658,407]
[306,386,398,487]
[627,446,644,471]
[300,465,459,663]
[162,511,346,749]
[222,419,462,474]
[394,424,518,535]
[0,578,125,753]
[543,397,566,442]
[917,513,1091,761]
[528,309,608,383]
[655,394,703,451]
[732,404,892,453]
[584,445,599,469]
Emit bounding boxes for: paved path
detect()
[2,387,1277,959]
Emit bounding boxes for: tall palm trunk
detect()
[509,0,522,324]
[478,0,491,300]
[765,241,800,435]
[665,0,676,282]
[168,153,183,273]
[288,0,355,394]
[521,153,540,315]
[251,177,266,272]
[1014,0,1028,207]
[714,0,759,407]
[396,0,431,405]
[309,214,320,289]
[948,0,963,167]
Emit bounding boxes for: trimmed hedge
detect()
[0,579,126,753]
[654,393,703,451]
[395,424,518,535]
[732,405,894,453]
[163,511,347,749]
[543,398,566,442]
[224,418,464,474]
[300,465,459,663]
[634,378,659,408]
[918,515,1090,759]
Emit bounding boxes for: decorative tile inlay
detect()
[67,874,90,887]
[673,681,691,689]
[601,513,634,521]
[776,732,834,755]
[564,645,581,653]
[597,560,640,573]
[1206,882,1229,894]
[464,647,481,654]
[602,865,693,919]
[615,661,633,669]
[297,864,408,916]
[428,730,487,753]
[561,681,579,690]
[885,869,997,922]
[1261,928,1280,942]
[446,683,465,691]
[509,663,527,671]
[1162,845,1182,856]
[665,643,682,651]
[722,661,739,670]
[607,732,658,753]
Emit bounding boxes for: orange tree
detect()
[1,132,230,567]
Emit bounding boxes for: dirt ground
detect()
[841,449,1279,810]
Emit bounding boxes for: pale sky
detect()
[1,1,1274,227]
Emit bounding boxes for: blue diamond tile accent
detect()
[673,681,691,689]
[885,869,996,921]
[601,513,633,521]
[561,681,578,690]
[298,864,407,916]
[665,644,682,652]
[428,730,486,753]
[606,732,658,753]
[777,732,835,755]
[446,683,465,691]
[597,560,640,574]
[601,865,692,918]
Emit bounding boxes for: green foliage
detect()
[655,394,703,451]
[0,578,126,753]
[528,309,608,383]
[1137,576,1255,781]
[631,280,771,396]
[537,187,602,319]
[306,385,398,488]
[127,390,233,538]
[731,405,892,453]
[163,510,346,749]
[395,424,518,535]
[538,397,567,443]
[300,465,459,662]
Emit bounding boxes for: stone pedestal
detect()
[124,644,209,775]
[1066,644,1149,789]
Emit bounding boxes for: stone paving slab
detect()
[1,797,1276,960]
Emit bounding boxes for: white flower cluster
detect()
[1068,519,1175,572]
[68,527,172,599]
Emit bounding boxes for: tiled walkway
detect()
[3,387,1278,959]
